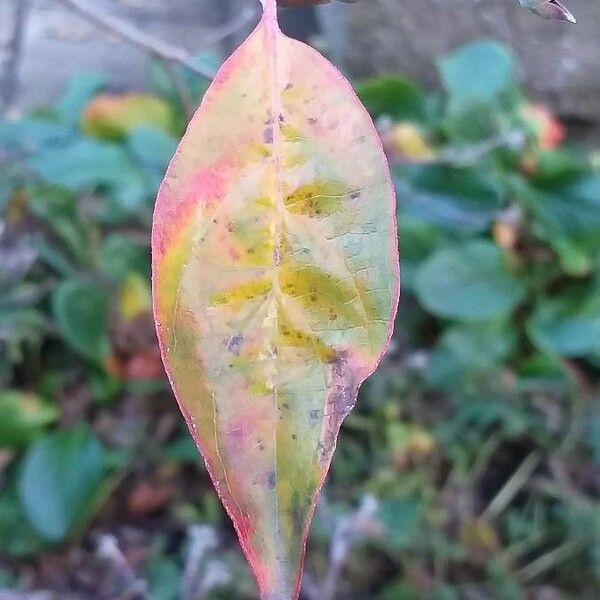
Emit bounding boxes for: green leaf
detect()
[530,149,589,186]
[82,94,175,140]
[52,278,110,362]
[527,289,600,357]
[427,321,516,386]
[415,241,525,321]
[0,118,73,152]
[18,427,106,542]
[100,234,150,282]
[57,72,106,127]
[28,186,92,264]
[127,126,178,191]
[28,139,148,211]
[0,391,57,449]
[397,216,446,292]
[532,175,600,254]
[379,499,422,550]
[0,484,48,557]
[439,41,515,110]
[357,75,425,121]
[397,165,504,234]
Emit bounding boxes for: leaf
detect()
[82,93,175,140]
[397,165,504,234]
[517,0,576,23]
[118,272,152,321]
[415,241,525,321]
[357,75,425,121]
[439,41,515,111]
[532,175,600,253]
[100,234,151,282]
[0,484,48,557]
[28,185,91,264]
[28,139,148,211]
[57,72,106,127]
[152,1,399,597]
[378,499,422,550]
[52,278,110,363]
[427,321,516,386]
[18,427,106,542]
[0,118,73,153]
[127,125,178,192]
[527,289,600,357]
[0,391,57,449]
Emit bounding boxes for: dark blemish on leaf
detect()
[279,114,285,123]
[307,117,318,125]
[267,472,277,489]
[309,409,321,422]
[212,218,218,224]
[292,433,297,440]
[291,494,304,532]
[285,83,293,91]
[282,403,290,410]
[310,295,317,303]
[350,191,361,200]
[258,439,265,451]
[263,127,274,144]
[227,334,243,356]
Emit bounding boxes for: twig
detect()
[181,525,231,600]
[482,451,542,520]
[516,538,583,583]
[0,0,30,111]
[320,495,380,600]
[408,129,525,167]
[159,57,196,120]
[0,593,54,600]
[96,534,148,599]
[54,0,255,80]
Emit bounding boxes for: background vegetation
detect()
[1,37,599,599]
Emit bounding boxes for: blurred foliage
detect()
[0,39,599,599]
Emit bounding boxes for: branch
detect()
[54,0,255,80]
[1,0,30,110]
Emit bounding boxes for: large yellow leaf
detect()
[152,1,399,597]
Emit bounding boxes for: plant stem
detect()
[54,0,255,80]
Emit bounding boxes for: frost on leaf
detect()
[152,0,399,598]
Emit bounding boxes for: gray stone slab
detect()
[344,0,600,120]
[3,0,599,122]
[6,0,259,111]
